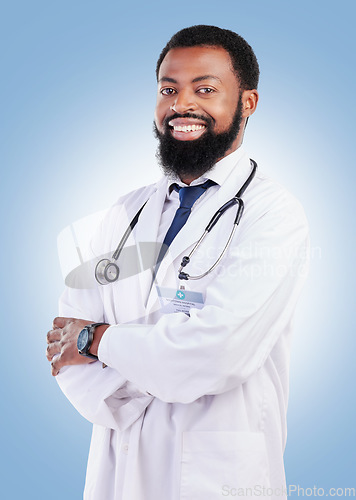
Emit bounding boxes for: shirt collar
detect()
[167,146,245,196]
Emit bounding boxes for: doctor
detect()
[46,25,309,500]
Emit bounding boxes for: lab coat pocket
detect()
[180,431,270,500]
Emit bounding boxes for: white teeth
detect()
[172,124,205,132]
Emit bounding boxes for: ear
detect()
[241,89,259,118]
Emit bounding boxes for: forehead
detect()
[158,46,238,85]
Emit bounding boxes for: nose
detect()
[171,89,197,113]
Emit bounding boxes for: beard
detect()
[153,96,243,180]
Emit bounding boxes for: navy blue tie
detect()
[157,179,216,266]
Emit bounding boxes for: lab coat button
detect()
[122,443,129,454]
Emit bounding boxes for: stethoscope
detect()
[95,159,257,285]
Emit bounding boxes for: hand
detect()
[46,317,94,376]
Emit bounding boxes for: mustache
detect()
[163,112,214,129]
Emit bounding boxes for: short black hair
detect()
[156,25,259,90]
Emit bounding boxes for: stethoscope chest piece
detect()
[95,258,120,285]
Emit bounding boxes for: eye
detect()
[160,87,176,96]
[197,87,216,95]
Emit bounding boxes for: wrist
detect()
[89,324,110,357]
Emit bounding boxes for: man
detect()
[46,25,309,499]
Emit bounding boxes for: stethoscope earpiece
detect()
[95,259,120,285]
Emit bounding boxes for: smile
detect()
[171,124,206,133]
[168,118,208,141]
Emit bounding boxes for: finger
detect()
[46,341,61,361]
[51,363,60,377]
[47,329,62,344]
[53,317,72,329]
[51,354,61,376]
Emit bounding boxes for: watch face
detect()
[77,328,89,352]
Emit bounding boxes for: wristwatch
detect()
[77,323,108,360]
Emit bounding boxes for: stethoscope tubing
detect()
[112,201,147,261]
[177,199,244,280]
[95,159,257,284]
[177,158,256,280]
[178,223,239,280]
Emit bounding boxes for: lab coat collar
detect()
[132,176,169,308]
[133,176,168,245]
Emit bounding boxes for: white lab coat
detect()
[57,149,309,500]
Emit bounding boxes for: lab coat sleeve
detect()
[98,188,310,404]
[55,281,153,430]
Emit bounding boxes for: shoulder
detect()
[240,168,309,239]
[112,181,159,208]
[91,177,167,252]
[250,170,307,217]
[104,176,167,222]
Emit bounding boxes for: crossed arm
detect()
[46,188,309,414]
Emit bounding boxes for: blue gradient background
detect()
[1,1,355,498]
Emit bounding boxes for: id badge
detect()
[156,286,204,315]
